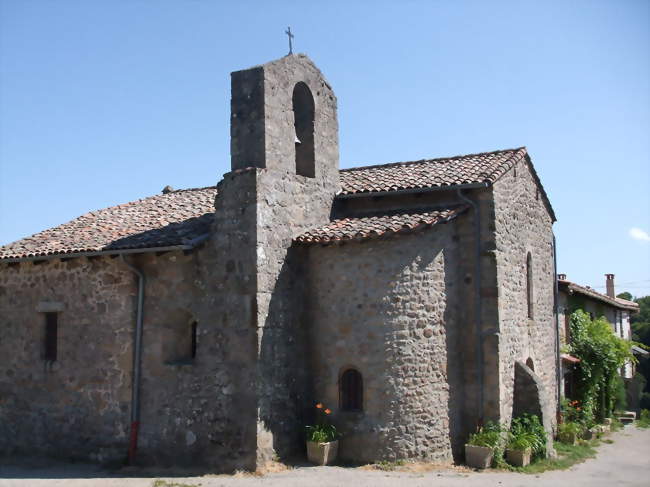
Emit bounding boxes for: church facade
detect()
[0,55,558,470]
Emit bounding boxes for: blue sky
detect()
[1,0,648,297]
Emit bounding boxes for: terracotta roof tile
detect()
[339,147,527,195]
[0,187,217,260]
[295,206,468,245]
[1,147,554,260]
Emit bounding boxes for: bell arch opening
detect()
[292,82,315,178]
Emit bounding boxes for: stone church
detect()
[0,54,559,470]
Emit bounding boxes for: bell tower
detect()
[217,54,340,467]
[230,54,339,188]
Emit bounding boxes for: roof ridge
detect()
[340,147,527,173]
[87,185,218,214]
[168,185,218,194]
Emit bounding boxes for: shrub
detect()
[613,374,627,411]
[557,421,582,438]
[561,398,591,429]
[638,409,650,429]
[640,393,650,411]
[567,310,638,422]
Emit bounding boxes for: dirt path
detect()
[1,426,649,487]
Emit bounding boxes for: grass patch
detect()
[505,440,598,474]
[637,410,650,429]
[374,459,406,471]
[151,480,199,487]
[610,418,624,432]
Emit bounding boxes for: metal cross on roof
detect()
[285,26,294,55]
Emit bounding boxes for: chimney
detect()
[605,274,615,298]
[558,273,567,281]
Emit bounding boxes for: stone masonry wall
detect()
[0,258,133,463]
[306,222,463,463]
[491,159,558,430]
[0,173,263,472]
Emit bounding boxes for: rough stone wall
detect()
[0,257,134,462]
[490,159,557,430]
[254,169,338,463]
[131,233,257,470]
[558,291,569,346]
[0,176,262,472]
[306,223,464,463]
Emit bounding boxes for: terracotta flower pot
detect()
[506,447,532,467]
[307,440,338,465]
[465,444,494,469]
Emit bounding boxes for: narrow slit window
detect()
[526,252,534,319]
[340,368,363,411]
[44,312,58,362]
[191,321,198,359]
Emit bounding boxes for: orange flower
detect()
[316,403,323,409]
[324,409,331,414]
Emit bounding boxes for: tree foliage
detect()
[568,310,636,422]
[623,293,650,399]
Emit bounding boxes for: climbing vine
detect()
[568,310,636,423]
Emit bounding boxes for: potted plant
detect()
[465,422,502,469]
[506,414,546,467]
[305,403,340,465]
[505,431,534,467]
[557,421,581,445]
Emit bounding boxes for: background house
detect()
[557,273,646,407]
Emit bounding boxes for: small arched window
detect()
[340,368,363,411]
[526,252,534,319]
[292,82,315,178]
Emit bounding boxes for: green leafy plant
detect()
[561,399,591,430]
[557,421,582,436]
[467,421,503,449]
[566,310,639,423]
[508,414,546,458]
[305,403,340,443]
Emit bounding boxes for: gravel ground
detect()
[1,425,648,487]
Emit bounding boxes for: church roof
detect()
[0,187,217,260]
[339,147,528,195]
[0,147,553,260]
[295,206,468,245]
